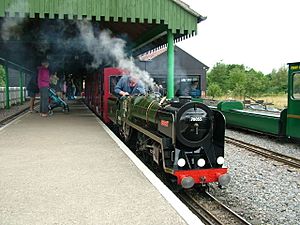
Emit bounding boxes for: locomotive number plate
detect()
[190,117,202,122]
[160,120,169,127]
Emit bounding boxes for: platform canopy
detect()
[0,0,205,74]
[0,0,204,56]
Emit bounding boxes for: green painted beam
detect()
[1,0,199,35]
[167,30,174,99]
[19,70,24,104]
[4,63,10,109]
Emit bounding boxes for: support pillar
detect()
[19,70,24,104]
[4,63,10,109]
[167,30,174,99]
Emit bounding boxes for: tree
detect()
[266,66,288,93]
[232,84,246,98]
[244,69,266,97]
[228,67,246,92]
[207,62,287,98]
[0,65,5,87]
[207,62,230,92]
[207,83,222,99]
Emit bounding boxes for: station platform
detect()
[0,101,203,225]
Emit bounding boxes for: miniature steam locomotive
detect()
[85,68,231,189]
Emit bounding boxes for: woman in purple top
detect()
[38,61,50,117]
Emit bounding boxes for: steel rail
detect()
[0,102,40,127]
[0,106,29,127]
[177,191,223,225]
[204,191,253,225]
[225,136,300,169]
[177,190,252,225]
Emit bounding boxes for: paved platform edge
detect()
[0,111,30,131]
[1,104,204,225]
[95,115,204,225]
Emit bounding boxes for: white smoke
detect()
[36,33,51,55]
[1,17,23,41]
[77,20,154,89]
[1,0,28,41]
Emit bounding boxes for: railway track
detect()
[225,136,300,169]
[0,106,30,128]
[177,190,252,225]
[0,101,41,128]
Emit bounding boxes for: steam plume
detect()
[1,0,28,41]
[77,20,154,89]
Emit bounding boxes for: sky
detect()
[177,0,300,74]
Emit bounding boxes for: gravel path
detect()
[209,129,300,225]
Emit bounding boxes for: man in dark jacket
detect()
[26,73,39,112]
[114,75,145,97]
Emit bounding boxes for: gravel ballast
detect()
[226,129,300,158]
[210,129,300,225]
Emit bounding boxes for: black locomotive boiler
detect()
[108,94,231,189]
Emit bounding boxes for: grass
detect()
[259,95,287,109]
[215,94,288,109]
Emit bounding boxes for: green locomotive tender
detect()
[217,62,300,140]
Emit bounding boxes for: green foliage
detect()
[244,69,266,96]
[207,62,230,92]
[266,67,288,93]
[207,61,288,98]
[0,65,5,87]
[232,84,246,98]
[207,83,222,99]
[228,67,246,91]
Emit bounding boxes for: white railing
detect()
[0,87,27,109]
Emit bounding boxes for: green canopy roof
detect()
[0,0,201,34]
[0,0,205,69]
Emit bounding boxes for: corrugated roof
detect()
[139,47,167,61]
[172,0,200,17]
[0,0,202,34]
[138,46,209,70]
[0,0,204,57]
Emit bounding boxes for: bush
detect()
[207,83,223,99]
[0,65,5,87]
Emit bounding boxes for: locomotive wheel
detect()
[120,122,136,148]
[120,122,131,142]
[136,132,152,163]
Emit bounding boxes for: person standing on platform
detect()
[26,72,39,113]
[38,60,50,117]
